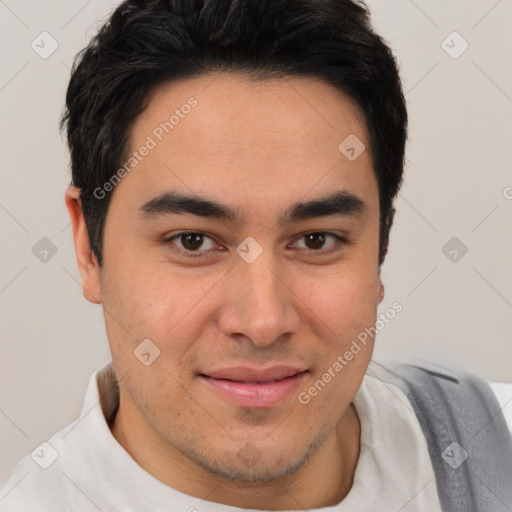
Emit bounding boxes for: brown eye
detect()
[165,231,217,257]
[180,233,206,251]
[294,232,345,252]
[304,233,326,250]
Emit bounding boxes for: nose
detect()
[217,252,300,349]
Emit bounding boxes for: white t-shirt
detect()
[1,362,511,512]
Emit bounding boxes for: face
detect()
[75,72,382,483]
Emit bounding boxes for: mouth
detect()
[198,367,308,408]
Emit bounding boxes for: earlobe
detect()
[377,279,384,304]
[64,186,102,304]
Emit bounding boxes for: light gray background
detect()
[1,0,511,485]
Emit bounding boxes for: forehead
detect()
[114,72,376,219]
[133,72,367,150]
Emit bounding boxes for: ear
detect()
[64,186,102,304]
[377,279,384,304]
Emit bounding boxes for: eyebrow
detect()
[139,190,367,225]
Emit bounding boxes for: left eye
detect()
[165,231,346,258]
[292,232,343,251]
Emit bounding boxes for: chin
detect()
[182,435,320,485]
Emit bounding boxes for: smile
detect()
[199,368,308,408]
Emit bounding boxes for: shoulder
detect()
[0,363,114,512]
[368,359,512,438]
[0,422,81,512]
[487,380,512,435]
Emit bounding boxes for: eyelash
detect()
[163,231,349,259]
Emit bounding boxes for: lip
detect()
[199,366,308,408]
[204,365,306,383]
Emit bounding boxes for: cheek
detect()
[299,271,378,398]
[100,257,222,362]
[296,264,380,331]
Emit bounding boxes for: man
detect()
[1,0,511,510]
